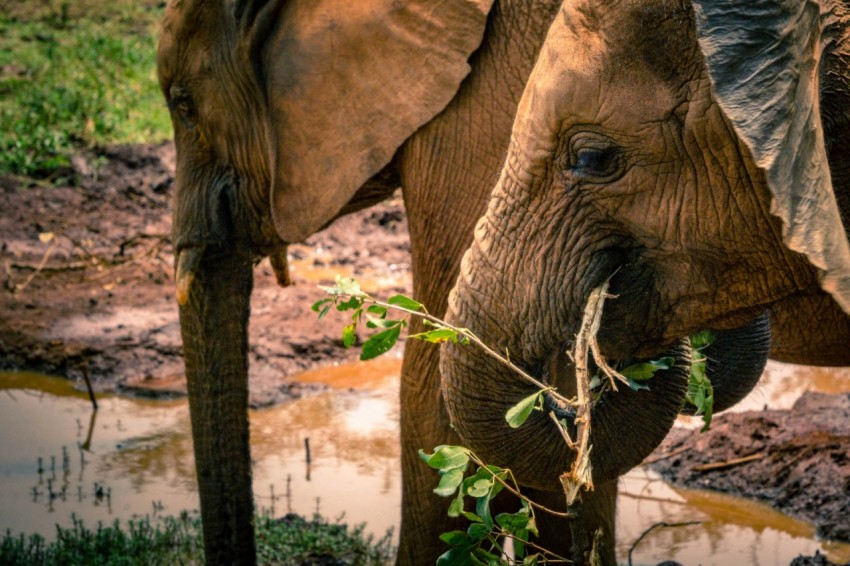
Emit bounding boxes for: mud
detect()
[0,142,411,407]
[649,392,850,545]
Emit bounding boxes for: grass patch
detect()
[0,0,171,178]
[0,512,395,565]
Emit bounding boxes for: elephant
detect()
[440,0,850,559]
[156,0,620,563]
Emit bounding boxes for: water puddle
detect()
[0,367,400,542]
[1,361,849,564]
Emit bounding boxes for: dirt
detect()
[649,391,850,546]
[0,142,411,408]
[2,143,849,562]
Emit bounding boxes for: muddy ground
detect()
[0,142,411,407]
[649,391,850,546]
[1,143,848,561]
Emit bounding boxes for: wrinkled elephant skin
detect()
[440,0,850,505]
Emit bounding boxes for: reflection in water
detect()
[1,362,849,563]
[618,469,850,565]
[0,368,400,541]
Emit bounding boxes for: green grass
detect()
[0,0,171,178]
[0,512,395,565]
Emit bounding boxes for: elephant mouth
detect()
[537,308,771,426]
[537,339,690,418]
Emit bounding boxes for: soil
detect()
[0,142,411,408]
[649,391,850,546]
[1,143,849,563]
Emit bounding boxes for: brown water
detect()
[1,360,849,564]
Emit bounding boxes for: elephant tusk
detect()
[269,246,292,287]
[175,246,205,306]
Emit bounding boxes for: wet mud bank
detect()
[650,391,850,545]
[0,142,411,407]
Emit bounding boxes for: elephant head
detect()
[440,0,850,492]
[156,0,497,562]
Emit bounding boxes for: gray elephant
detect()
[440,0,850,559]
[156,0,602,564]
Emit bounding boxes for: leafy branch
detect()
[686,330,715,431]
[419,445,570,565]
[312,276,573,408]
[312,275,715,563]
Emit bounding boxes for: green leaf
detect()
[448,494,464,517]
[460,511,484,523]
[419,446,470,471]
[526,515,539,537]
[311,298,332,312]
[466,523,489,541]
[437,545,477,566]
[388,294,424,311]
[620,357,675,381]
[505,391,541,428]
[318,305,331,319]
[336,296,362,311]
[365,315,403,330]
[472,548,502,565]
[495,512,530,533]
[334,275,363,296]
[439,530,471,547]
[409,328,462,344]
[360,324,402,360]
[699,398,714,432]
[686,354,714,431]
[466,478,493,498]
[476,492,494,529]
[366,304,387,316]
[342,324,356,348]
[319,275,365,297]
[626,379,651,392]
[523,554,539,566]
[690,329,715,351]
[434,468,465,497]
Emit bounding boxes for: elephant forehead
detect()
[511,1,685,170]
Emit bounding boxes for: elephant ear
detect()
[692,0,850,314]
[262,0,494,243]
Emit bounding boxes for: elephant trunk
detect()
[179,244,256,565]
[440,246,690,491]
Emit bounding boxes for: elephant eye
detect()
[565,134,625,183]
[168,86,198,129]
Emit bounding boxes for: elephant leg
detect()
[394,2,561,562]
[397,337,466,564]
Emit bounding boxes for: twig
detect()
[86,238,163,282]
[13,240,57,293]
[81,362,98,411]
[627,521,701,566]
[691,451,765,472]
[466,452,570,518]
[499,532,572,562]
[10,260,89,271]
[560,283,611,505]
[364,298,574,407]
[549,411,576,451]
[641,445,692,465]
